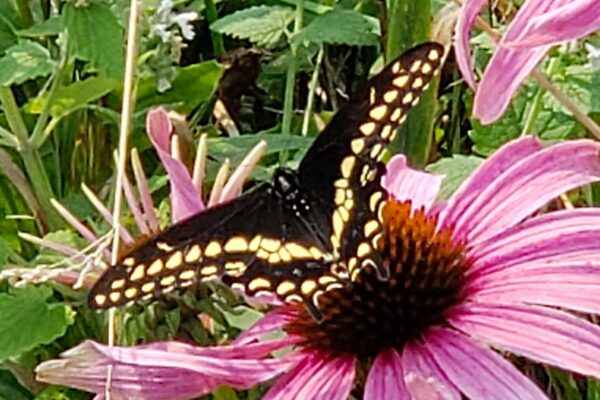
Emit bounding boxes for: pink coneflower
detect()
[456,0,600,124]
[37,136,600,399]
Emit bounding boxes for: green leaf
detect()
[17,16,64,38]
[210,5,294,48]
[34,386,88,400]
[0,41,55,86]
[222,305,263,330]
[213,386,240,400]
[65,2,124,79]
[588,379,600,400]
[137,60,223,113]
[0,287,74,361]
[0,1,19,52]
[426,155,483,200]
[26,75,119,117]
[0,369,32,400]
[293,9,379,47]
[207,133,313,165]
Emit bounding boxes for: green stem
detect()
[0,87,61,231]
[386,0,435,167]
[280,0,304,163]
[14,0,33,27]
[29,34,69,150]
[301,46,324,137]
[449,71,462,154]
[0,87,29,143]
[521,56,559,137]
[281,0,304,135]
[204,0,225,57]
[0,125,19,148]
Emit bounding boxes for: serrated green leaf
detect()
[0,41,55,86]
[26,75,119,117]
[137,60,222,113]
[207,133,313,165]
[210,5,293,48]
[0,287,74,361]
[65,2,124,79]
[426,155,483,200]
[17,16,64,38]
[293,9,379,47]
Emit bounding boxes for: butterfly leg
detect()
[302,297,324,323]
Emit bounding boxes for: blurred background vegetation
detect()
[0,0,598,398]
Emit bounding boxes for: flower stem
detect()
[301,45,324,137]
[0,87,61,231]
[29,33,69,150]
[204,0,225,57]
[104,0,141,397]
[521,56,559,136]
[280,0,304,163]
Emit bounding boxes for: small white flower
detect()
[585,43,600,71]
[172,12,198,41]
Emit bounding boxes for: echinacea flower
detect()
[1,107,265,291]
[456,0,600,124]
[36,136,600,399]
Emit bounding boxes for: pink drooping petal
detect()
[439,136,542,230]
[146,108,204,222]
[122,170,150,235]
[36,339,294,400]
[219,140,267,203]
[424,327,547,400]
[449,303,600,380]
[264,350,355,400]
[364,348,409,400]
[469,208,600,277]
[450,140,600,245]
[383,155,443,213]
[50,196,114,256]
[473,45,550,124]
[402,342,461,400]
[504,0,600,48]
[454,0,489,88]
[467,261,600,314]
[472,0,572,124]
[81,183,134,245]
[131,148,160,233]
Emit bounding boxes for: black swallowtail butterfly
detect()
[89,43,444,319]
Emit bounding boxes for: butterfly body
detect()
[89,43,445,319]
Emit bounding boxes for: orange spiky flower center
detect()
[285,199,470,358]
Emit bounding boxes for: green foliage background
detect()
[0,0,598,398]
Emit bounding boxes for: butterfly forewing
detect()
[298,43,444,278]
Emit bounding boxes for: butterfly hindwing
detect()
[89,177,339,310]
[298,43,444,278]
